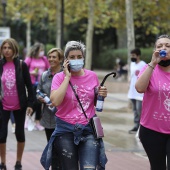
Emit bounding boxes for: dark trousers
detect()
[45,128,55,142]
[32,85,42,120]
[0,108,26,143]
[139,125,170,170]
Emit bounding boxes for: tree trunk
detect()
[85,0,94,70]
[125,0,135,79]
[26,20,31,56]
[117,28,127,48]
[56,0,62,48]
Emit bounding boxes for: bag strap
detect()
[69,81,89,122]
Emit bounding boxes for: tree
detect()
[85,0,94,69]
[125,0,135,79]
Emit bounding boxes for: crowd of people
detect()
[0,34,170,170]
[0,38,108,170]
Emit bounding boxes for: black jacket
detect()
[0,57,34,109]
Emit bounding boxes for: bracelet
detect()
[148,63,154,70]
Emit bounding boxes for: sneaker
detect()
[34,123,44,131]
[14,161,22,170]
[11,123,15,133]
[129,127,138,134]
[0,163,7,170]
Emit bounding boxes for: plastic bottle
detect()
[34,68,39,86]
[96,95,104,112]
[36,89,51,104]
[36,90,56,111]
[159,50,167,57]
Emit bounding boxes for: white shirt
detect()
[128,60,146,100]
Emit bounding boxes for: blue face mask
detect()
[69,59,84,72]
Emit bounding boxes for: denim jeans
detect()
[52,132,100,170]
[131,99,142,128]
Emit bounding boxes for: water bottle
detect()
[36,90,56,112]
[159,50,167,57]
[96,95,104,112]
[36,89,51,104]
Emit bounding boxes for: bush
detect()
[45,44,56,54]
[93,47,153,70]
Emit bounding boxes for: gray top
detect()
[37,68,62,129]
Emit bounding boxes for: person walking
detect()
[41,41,108,170]
[128,48,146,134]
[136,34,170,170]
[0,38,34,170]
[37,48,64,142]
[24,42,50,131]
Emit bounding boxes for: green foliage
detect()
[45,44,56,54]
[93,47,153,69]
[93,47,115,69]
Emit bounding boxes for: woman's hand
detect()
[62,59,71,78]
[37,96,46,103]
[150,50,163,67]
[98,86,107,98]
[26,107,33,116]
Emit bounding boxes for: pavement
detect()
[5,69,150,170]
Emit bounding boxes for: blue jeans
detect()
[53,132,100,170]
[131,99,142,128]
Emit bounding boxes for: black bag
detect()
[69,81,104,139]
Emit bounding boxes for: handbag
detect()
[27,115,35,131]
[69,81,104,139]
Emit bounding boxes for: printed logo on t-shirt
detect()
[3,69,17,96]
[70,84,91,120]
[135,70,140,76]
[153,81,170,121]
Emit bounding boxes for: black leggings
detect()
[0,108,26,143]
[139,125,170,170]
[45,128,55,142]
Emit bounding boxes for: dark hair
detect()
[130,48,141,56]
[154,34,170,48]
[156,34,170,40]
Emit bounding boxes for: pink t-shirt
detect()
[1,62,20,110]
[24,56,50,84]
[51,69,99,125]
[139,65,170,134]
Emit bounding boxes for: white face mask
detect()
[69,59,84,72]
[39,51,44,57]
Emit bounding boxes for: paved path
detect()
[5,70,150,170]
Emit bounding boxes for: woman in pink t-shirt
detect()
[136,34,170,170]
[0,38,34,170]
[50,41,107,169]
[24,43,50,131]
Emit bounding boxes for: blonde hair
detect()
[0,38,19,59]
[47,48,64,61]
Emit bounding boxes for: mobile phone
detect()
[68,64,70,72]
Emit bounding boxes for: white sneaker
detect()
[11,123,15,133]
[34,123,44,131]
